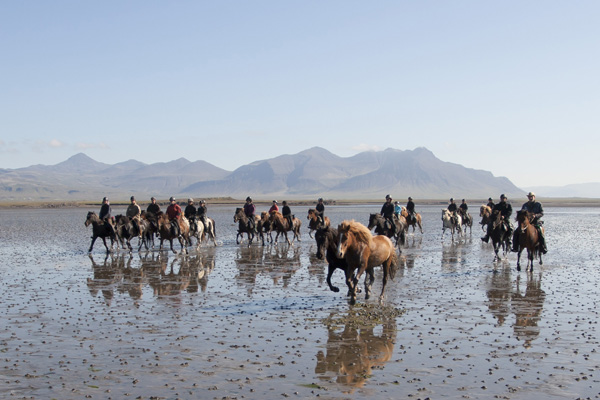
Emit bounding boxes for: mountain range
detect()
[1,146,583,202]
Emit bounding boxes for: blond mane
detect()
[338,219,373,246]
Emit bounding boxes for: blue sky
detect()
[1,1,598,188]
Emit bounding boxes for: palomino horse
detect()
[307,208,330,238]
[516,209,543,272]
[269,211,302,245]
[315,226,352,295]
[367,213,406,246]
[85,211,116,253]
[336,220,398,305]
[489,210,511,262]
[458,208,473,235]
[441,209,462,241]
[157,214,190,254]
[234,208,260,246]
[479,205,492,232]
[400,207,423,234]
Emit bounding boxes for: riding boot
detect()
[511,231,519,252]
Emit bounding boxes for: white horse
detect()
[442,209,462,241]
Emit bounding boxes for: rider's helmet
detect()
[200,200,205,204]
[188,198,194,203]
[102,197,108,202]
[246,196,252,202]
[385,194,391,200]
[408,197,412,200]
[169,196,175,202]
[130,196,135,201]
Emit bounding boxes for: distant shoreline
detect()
[1,197,599,209]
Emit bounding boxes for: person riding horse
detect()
[481,194,513,245]
[406,197,416,223]
[197,200,208,231]
[486,197,495,209]
[166,196,183,237]
[447,198,459,226]
[269,200,279,214]
[126,196,142,237]
[513,192,547,254]
[380,194,396,236]
[184,198,197,220]
[146,196,161,214]
[282,200,293,228]
[394,201,402,217]
[99,196,116,238]
[244,196,256,232]
[316,198,325,225]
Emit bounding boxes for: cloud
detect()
[32,139,66,152]
[49,139,65,148]
[75,142,109,150]
[351,143,382,152]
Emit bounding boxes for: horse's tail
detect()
[389,251,399,281]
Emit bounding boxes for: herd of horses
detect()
[86,203,545,304]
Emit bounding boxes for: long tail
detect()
[389,251,399,281]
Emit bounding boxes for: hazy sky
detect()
[1,2,598,188]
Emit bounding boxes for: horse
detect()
[157,213,190,254]
[367,213,406,246]
[257,211,273,245]
[458,208,473,235]
[479,205,492,231]
[114,215,148,252]
[314,226,353,296]
[441,209,462,241]
[201,216,218,246]
[400,206,423,234]
[307,208,330,238]
[85,211,116,253]
[187,215,205,248]
[233,208,259,246]
[141,211,159,248]
[269,211,302,245]
[489,210,511,262]
[516,209,543,272]
[336,220,398,305]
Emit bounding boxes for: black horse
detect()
[315,226,355,296]
[234,208,258,246]
[490,210,511,262]
[367,213,406,246]
[85,211,116,253]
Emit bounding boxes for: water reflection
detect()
[87,251,213,304]
[234,244,302,294]
[315,309,397,390]
[441,242,468,270]
[485,269,546,348]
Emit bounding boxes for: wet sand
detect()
[0,205,598,399]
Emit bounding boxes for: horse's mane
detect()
[116,214,130,223]
[338,220,373,246]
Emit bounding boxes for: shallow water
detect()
[0,205,598,399]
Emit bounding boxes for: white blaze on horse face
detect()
[336,232,346,258]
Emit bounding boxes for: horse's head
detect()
[336,222,351,259]
[516,209,532,227]
[400,206,408,217]
[85,211,97,227]
[233,208,243,222]
[307,209,316,220]
[367,213,379,230]
[315,226,333,260]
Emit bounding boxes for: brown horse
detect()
[336,220,398,305]
[157,214,190,254]
[114,215,150,252]
[234,208,260,246]
[269,211,302,245]
[257,211,273,245]
[479,205,492,232]
[367,213,406,246]
[307,208,330,238]
[85,211,116,253]
[516,210,543,272]
[400,206,423,234]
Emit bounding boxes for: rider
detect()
[406,196,416,222]
[394,201,402,218]
[197,200,208,231]
[184,198,197,220]
[282,200,293,228]
[380,194,396,235]
[146,197,161,215]
[448,198,459,225]
[316,198,325,225]
[459,199,470,224]
[99,196,116,238]
[126,196,142,237]
[481,194,513,244]
[269,200,279,214]
[512,192,547,254]
[166,197,183,237]
[486,197,495,209]
[244,196,256,232]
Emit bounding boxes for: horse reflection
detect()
[485,263,512,326]
[315,312,397,389]
[87,253,123,306]
[512,273,545,348]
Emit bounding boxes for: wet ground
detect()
[0,204,599,399]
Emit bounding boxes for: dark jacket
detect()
[406,201,415,213]
[448,203,457,213]
[459,203,468,212]
[244,203,256,218]
[99,204,111,220]
[184,205,197,219]
[282,205,291,217]
[493,201,512,219]
[197,205,207,217]
[147,203,160,214]
[381,202,395,219]
[521,201,544,223]
[316,203,324,215]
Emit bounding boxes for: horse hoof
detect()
[331,287,340,293]
[349,297,357,305]
[517,265,521,272]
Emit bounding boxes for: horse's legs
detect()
[326,264,340,293]
[364,268,375,300]
[379,263,390,302]
[516,249,523,271]
[88,236,98,253]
